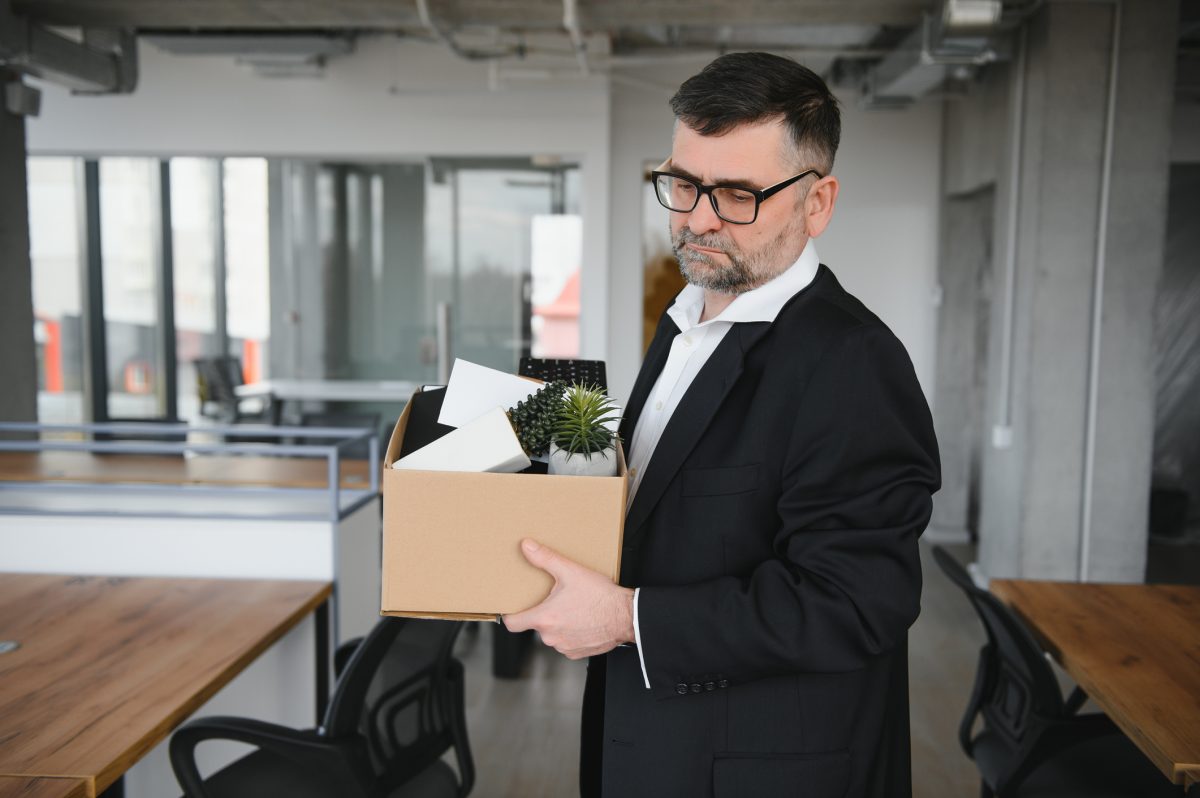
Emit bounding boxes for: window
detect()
[99,157,164,419]
[169,158,220,422]
[26,154,274,424]
[27,157,86,423]
[223,158,271,386]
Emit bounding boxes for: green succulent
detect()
[506,380,567,457]
[552,383,620,458]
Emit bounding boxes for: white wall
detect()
[28,38,942,403]
[821,97,943,396]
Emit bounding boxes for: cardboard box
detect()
[381,387,628,620]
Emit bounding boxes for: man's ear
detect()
[803,176,839,238]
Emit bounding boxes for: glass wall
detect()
[295,157,583,389]
[26,153,579,428]
[425,161,582,374]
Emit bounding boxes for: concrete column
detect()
[0,72,38,424]
[929,186,995,542]
[931,63,1006,542]
[978,1,1179,581]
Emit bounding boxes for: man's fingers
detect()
[502,608,535,633]
[519,538,573,580]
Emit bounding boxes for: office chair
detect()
[194,356,271,425]
[931,547,1177,798]
[170,617,474,798]
[518,357,607,391]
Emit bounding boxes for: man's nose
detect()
[687,194,723,235]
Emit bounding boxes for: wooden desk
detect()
[0,451,373,490]
[0,574,332,798]
[0,777,88,798]
[990,580,1200,785]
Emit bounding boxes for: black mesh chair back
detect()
[932,547,1069,788]
[195,356,244,406]
[933,549,1180,798]
[323,617,472,795]
[518,357,607,391]
[934,547,1066,737]
[170,616,472,798]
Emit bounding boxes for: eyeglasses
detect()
[651,169,822,225]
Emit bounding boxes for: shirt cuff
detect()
[633,587,650,689]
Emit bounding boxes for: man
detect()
[505,52,940,798]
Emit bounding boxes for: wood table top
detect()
[0,777,88,798]
[0,574,332,797]
[0,451,374,491]
[990,579,1200,785]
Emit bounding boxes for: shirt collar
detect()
[667,240,820,332]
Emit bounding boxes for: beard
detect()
[671,214,807,295]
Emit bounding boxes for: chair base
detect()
[979,731,1178,798]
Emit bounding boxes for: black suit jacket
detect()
[581,265,941,798]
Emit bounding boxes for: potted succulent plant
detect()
[548,383,620,477]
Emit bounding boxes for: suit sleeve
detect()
[635,323,941,697]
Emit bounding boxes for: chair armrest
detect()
[169,716,369,798]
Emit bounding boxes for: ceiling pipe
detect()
[562,0,590,76]
[413,0,516,61]
[1077,0,1122,583]
[605,46,893,67]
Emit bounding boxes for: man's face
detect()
[668,119,812,295]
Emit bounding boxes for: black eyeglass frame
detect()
[651,168,823,225]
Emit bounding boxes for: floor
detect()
[454,541,985,798]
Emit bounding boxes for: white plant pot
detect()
[547,441,618,477]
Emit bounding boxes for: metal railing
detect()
[0,421,381,522]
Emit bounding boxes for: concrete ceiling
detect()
[12,0,933,31]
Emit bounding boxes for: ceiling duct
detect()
[860,0,1003,108]
[0,0,137,97]
[145,34,354,78]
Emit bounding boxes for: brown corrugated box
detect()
[381,388,628,621]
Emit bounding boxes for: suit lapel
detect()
[618,313,677,454]
[623,320,773,547]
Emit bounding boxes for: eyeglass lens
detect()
[654,175,759,224]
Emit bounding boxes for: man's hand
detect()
[502,538,635,660]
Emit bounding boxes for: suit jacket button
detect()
[704,681,715,691]
[675,683,688,695]
[718,679,729,689]
[689,683,702,693]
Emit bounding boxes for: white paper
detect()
[437,359,541,429]
[393,406,530,473]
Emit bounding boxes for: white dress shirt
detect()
[628,241,821,688]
